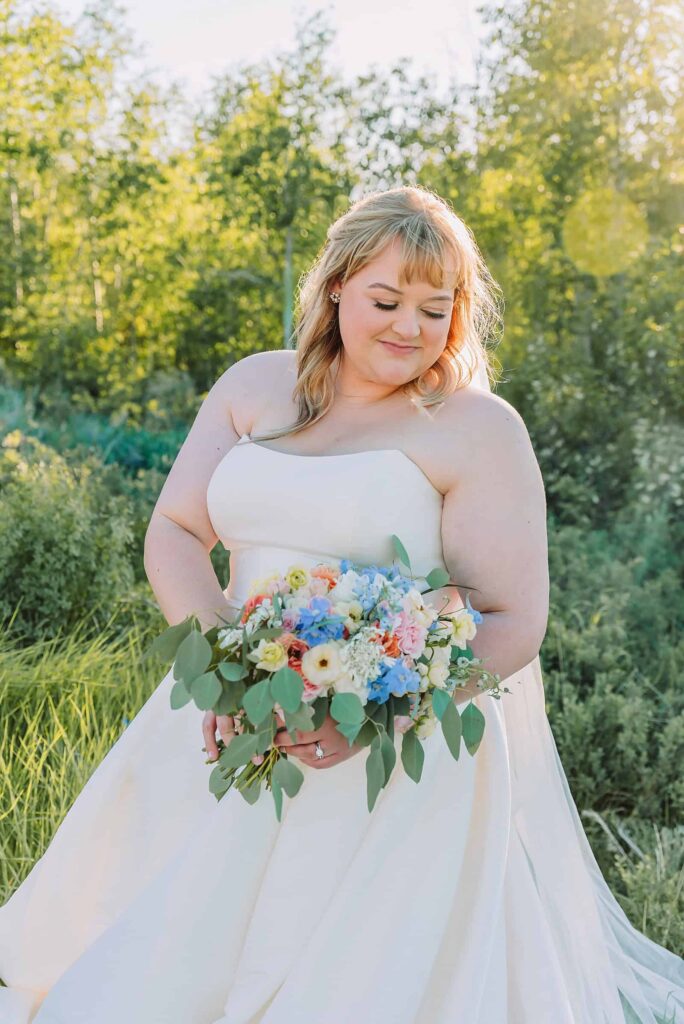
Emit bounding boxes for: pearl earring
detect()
[329,292,341,304]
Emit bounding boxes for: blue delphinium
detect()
[368,659,422,704]
[297,596,346,647]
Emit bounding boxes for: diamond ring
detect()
[314,741,325,759]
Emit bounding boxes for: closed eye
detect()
[373,300,446,320]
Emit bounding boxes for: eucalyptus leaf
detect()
[271,666,304,712]
[380,729,397,785]
[273,756,305,798]
[368,701,388,729]
[147,616,195,663]
[335,720,362,746]
[218,733,259,771]
[355,720,377,748]
[431,687,452,721]
[238,775,262,805]
[173,630,213,684]
[247,626,283,644]
[218,661,247,681]
[310,696,329,730]
[209,764,233,796]
[271,778,283,821]
[461,701,486,755]
[330,692,365,725]
[441,700,463,760]
[366,744,385,812]
[391,534,411,571]
[284,704,315,734]
[191,671,223,711]
[243,678,274,726]
[215,688,237,716]
[401,728,425,783]
[169,679,192,710]
[426,567,451,590]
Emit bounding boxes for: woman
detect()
[0,186,682,1023]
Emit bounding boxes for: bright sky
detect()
[54,0,485,103]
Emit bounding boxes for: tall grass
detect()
[0,623,162,899]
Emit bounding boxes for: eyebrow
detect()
[367,282,453,302]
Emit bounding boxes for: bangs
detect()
[395,216,462,291]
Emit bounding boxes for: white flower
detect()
[217,626,243,651]
[402,588,438,628]
[427,661,450,689]
[330,570,362,605]
[301,642,345,688]
[331,599,364,634]
[338,625,385,685]
[449,609,477,649]
[415,702,438,739]
[333,670,370,704]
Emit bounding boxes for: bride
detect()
[0,185,682,1023]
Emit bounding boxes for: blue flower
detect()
[297,596,346,647]
[368,660,421,704]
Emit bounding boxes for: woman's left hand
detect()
[272,710,363,769]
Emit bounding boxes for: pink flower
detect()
[394,610,428,658]
[282,609,299,631]
[309,577,330,597]
[394,715,414,734]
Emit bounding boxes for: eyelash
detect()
[372,300,446,320]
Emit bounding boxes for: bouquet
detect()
[149,535,509,819]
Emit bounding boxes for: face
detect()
[331,236,456,397]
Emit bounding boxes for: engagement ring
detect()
[314,741,325,759]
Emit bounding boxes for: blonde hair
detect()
[251,184,503,442]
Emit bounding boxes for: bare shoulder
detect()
[214,349,296,430]
[437,385,538,475]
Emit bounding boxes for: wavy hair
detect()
[251,184,503,442]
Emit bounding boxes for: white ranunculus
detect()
[403,588,438,628]
[332,670,369,704]
[449,609,477,649]
[330,570,361,605]
[427,661,450,689]
[301,642,345,688]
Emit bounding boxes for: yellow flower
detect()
[247,639,289,672]
[285,565,311,591]
[301,642,344,687]
[248,572,282,597]
[449,609,477,650]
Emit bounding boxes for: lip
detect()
[380,340,419,354]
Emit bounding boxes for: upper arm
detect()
[440,393,549,649]
[145,354,262,551]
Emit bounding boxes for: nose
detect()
[391,309,421,341]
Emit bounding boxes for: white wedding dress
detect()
[1,432,682,1024]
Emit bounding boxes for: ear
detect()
[329,277,342,293]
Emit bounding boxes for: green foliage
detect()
[0,432,137,640]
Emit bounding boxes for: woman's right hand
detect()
[202,711,235,762]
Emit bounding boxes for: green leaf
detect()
[271,666,304,713]
[380,729,397,784]
[441,701,463,760]
[366,740,385,812]
[461,701,486,755]
[173,630,212,684]
[243,678,274,726]
[273,756,305,798]
[426,567,451,590]
[431,688,452,721]
[271,778,283,821]
[391,534,411,571]
[310,696,329,730]
[217,661,247,681]
[209,764,233,796]
[215,688,237,716]
[147,616,195,663]
[401,728,425,783]
[238,775,262,804]
[191,671,222,711]
[284,703,315,734]
[335,720,362,746]
[247,626,283,644]
[169,679,192,710]
[355,720,377,748]
[368,700,388,729]
[218,733,259,770]
[330,692,365,725]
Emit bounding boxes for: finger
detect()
[202,713,219,762]
[216,714,235,747]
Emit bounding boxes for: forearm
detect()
[144,516,234,631]
[424,585,541,707]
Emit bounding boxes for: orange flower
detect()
[240,593,269,623]
[310,566,339,589]
[380,631,401,658]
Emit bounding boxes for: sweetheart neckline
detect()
[230,433,444,500]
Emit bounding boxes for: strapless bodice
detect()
[206,433,446,609]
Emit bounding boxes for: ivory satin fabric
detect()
[0,432,682,1023]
